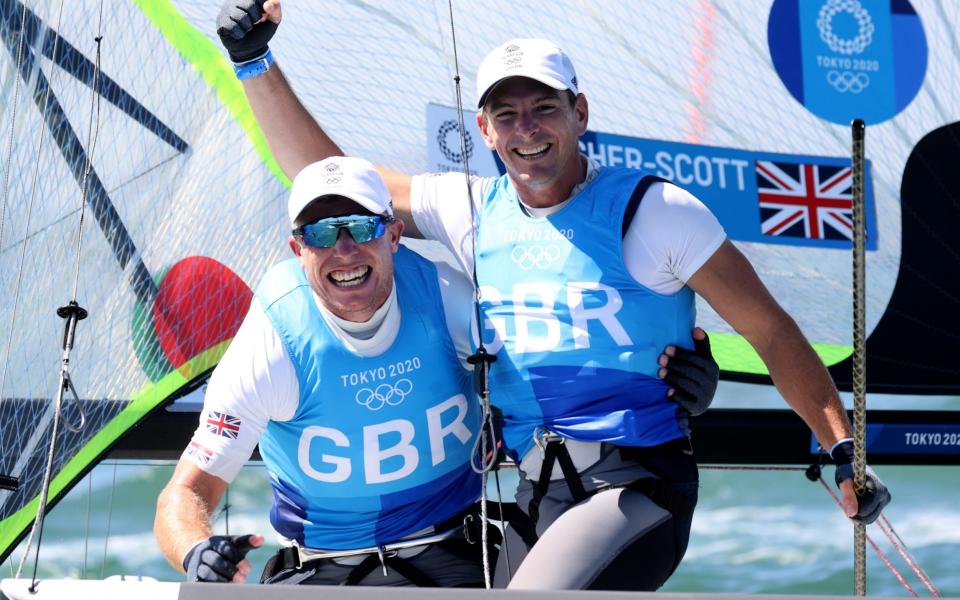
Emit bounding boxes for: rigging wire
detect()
[82,471,93,578]
[72,1,105,301]
[445,0,501,588]
[13,0,106,587]
[99,461,118,580]
[12,0,69,579]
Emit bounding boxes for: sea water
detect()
[3,383,958,596]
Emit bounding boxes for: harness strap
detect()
[261,547,294,581]
[617,438,696,514]
[527,440,589,526]
[510,437,695,552]
[622,175,670,238]
[264,541,444,586]
[260,504,486,584]
[486,501,539,548]
[624,477,694,517]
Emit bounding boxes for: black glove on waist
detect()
[662,332,719,416]
[183,534,257,582]
[831,439,892,524]
[216,0,278,63]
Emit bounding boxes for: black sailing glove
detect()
[183,534,258,582]
[216,0,278,63]
[831,439,891,524]
[661,331,719,416]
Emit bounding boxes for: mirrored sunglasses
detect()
[293,215,388,248]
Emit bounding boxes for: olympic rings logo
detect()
[510,244,561,270]
[817,0,874,55]
[355,379,413,411]
[436,120,474,164]
[827,70,870,93]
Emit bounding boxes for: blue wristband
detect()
[233,49,273,81]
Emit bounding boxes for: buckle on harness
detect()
[290,526,463,573]
[462,513,476,545]
[533,426,564,457]
[376,546,390,576]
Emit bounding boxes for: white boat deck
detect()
[2,578,956,600]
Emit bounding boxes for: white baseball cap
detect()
[476,38,579,109]
[288,156,393,227]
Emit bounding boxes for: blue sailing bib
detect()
[256,247,478,549]
[476,167,695,458]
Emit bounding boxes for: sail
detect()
[0,0,290,562]
[1,0,958,564]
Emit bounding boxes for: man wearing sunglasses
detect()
[156,156,489,586]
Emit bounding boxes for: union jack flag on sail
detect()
[206,410,241,439]
[755,160,854,242]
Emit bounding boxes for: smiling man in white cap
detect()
[285,157,402,323]
[155,156,496,587]
[212,0,888,592]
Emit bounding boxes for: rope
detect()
[877,515,941,597]
[815,476,919,597]
[18,378,65,585]
[480,464,490,587]
[865,531,918,597]
[700,465,805,471]
[493,469,512,581]
[851,118,868,596]
[444,0,502,589]
[704,463,939,597]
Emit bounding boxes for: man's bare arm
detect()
[241,65,342,178]
[231,1,420,235]
[685,240,882,517]
[155,460,229,572]
[155,459,263,583]
[686,240,852,448]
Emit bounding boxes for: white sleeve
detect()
[623,182,727,295]
[434,261,476,369]
[409,172,494,275]
[181,301,299,483]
